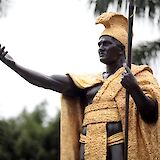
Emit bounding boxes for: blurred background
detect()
[0,0,160,159]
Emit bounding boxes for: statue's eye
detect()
[103,41,112,46]
[98,40,112,47]
[98,42,101,47]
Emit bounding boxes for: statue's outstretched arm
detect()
[0,45,80,96]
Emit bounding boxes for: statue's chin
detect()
[100,59,114,65]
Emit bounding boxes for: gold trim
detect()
[83,108,120,126]
[79,134,86,144]
[108,132,124,146]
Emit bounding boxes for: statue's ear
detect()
[118,44,125,54]
[119,49,126,59]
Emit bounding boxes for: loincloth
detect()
[79,101,124,160]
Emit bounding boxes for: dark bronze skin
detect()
[0,35,158,160]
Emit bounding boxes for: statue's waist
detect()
[83,101,121,126]
[82,121,123,137]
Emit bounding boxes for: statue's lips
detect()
[99,52,106,58]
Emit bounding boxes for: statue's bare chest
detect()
[82,82,122,137]
[85,83,103,105]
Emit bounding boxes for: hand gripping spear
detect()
[124,0,134,160]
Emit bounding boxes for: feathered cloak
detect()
[60,64,160,160]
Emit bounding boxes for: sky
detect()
[0,0,160,119]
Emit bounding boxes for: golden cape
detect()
[60,64,160,160]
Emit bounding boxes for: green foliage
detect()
[89,0,160,21]
[0,101,59,160]
[0,0,10,17]
[133,39,160,65]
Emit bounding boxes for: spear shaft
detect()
[124,1,134,160]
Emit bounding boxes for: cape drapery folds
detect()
[60,64,160,160]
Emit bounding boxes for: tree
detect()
[89,0,160,19]
[89,0,160,65]
[0,0,10,16]
[0,101,59,160]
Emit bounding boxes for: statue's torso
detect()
[80,83,124,160]
[82,83,123,136]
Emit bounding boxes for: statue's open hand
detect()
[0,44,15,65]
[0,44,8,59]
[121,65,138,92]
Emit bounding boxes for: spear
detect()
[124,0,134,160]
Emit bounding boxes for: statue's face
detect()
[98,35,123,65]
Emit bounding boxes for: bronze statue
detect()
[0,12,160,160]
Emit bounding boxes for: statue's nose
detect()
[98,47,105,54]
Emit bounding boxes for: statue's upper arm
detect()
[49,74,82,96]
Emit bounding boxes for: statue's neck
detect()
[105,57,125,76]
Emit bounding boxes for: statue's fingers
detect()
[2,46,5,51]
[121,73,124,79]
[124,65,138,83]
[3,51,8,57]
[124,65,133,75]
[0,51,8,58]
[0,46,5,54]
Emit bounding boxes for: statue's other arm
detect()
[0,45,81,96]
[121,66,158,123]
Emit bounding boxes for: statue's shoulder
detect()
[131,64,153,75]
[131,64,160,85]
[68,73,103,89]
